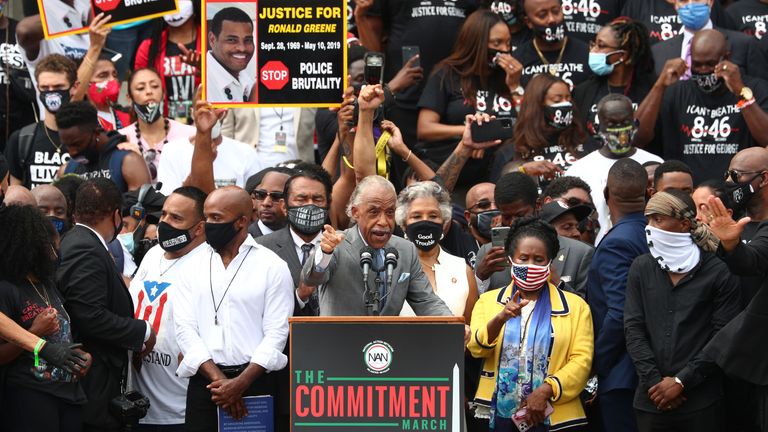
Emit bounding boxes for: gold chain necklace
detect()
[27,278,52,308]
[43,124,63,154]
[533,36,568,76]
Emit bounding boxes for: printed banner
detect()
[290,319,465,431]
[202,0,346,107]
[38,0,179,39]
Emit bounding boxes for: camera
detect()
[110,390,150,428]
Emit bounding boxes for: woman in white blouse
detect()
[395,181,478,323]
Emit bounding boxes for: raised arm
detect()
[72,14,112,102]
[634,58,686,149]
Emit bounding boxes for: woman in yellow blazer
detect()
[468,217,593,431]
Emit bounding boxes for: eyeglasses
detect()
[589,40,620,51]
[724,169,765,183]
[252,189,284,201]
[144,149,157,180]
[468,199,495,212]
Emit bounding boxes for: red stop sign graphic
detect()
[93,0,121,12]
[260,61,290,90]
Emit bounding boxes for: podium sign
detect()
[290,317,465,432]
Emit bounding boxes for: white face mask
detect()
[164,1,194,27]
[645,225,700,273]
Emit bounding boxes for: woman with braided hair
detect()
[573,17,655,138]
[468,216,593,431]
[624,189,742,430]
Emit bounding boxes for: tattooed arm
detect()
[436,113,501,193]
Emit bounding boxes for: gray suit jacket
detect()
[301,228,452,316]
[255,226,315,316]
[476,235,594,297]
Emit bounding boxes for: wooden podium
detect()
[289,316,465,432]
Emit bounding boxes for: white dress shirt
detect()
[174,235,294,378]
[257,220,274,236]
[205,51,254,103]
[43,0,90,35]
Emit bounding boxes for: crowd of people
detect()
[1,0,768,431]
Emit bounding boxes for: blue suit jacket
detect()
[587,212,648,392]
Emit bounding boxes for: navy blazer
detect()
[586,212,649,392]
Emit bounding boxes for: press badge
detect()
[275,131,287,153]
[210,324,225,351]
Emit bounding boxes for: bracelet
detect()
[737,97,756,111]
[342,155,354,169]
[34,338,45,368]
[402,149,412,162]
[518,165,527,174]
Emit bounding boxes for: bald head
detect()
[729,147,768,173]
[466,182,496,209]
[32,184,68,219]
[597,94,633,128]
[205,186,253,220]
[691,29,728,73]
[4,185,36,206]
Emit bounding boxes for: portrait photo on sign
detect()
[203,1,257,104]
[38,0,180,39]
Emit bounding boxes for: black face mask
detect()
[691,72,724,94]
[205,219,240,252]
[39,89,71,114]
[133,101,163,124]
[725,174,761,214]
[287,205,327,235]
[158,221,196,252]
[487,48,510,68]
[134,238,159,265]
[48,216,67,235]
[544,102,574,129]
[473,210,500,240]
[406,220,443,251]
[533,22,566,43]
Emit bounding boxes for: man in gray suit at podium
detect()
[301,176,452,317]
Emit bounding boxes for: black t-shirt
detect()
[315,108,339,164]
[369,0,477,106]
[573,73,655,136]
[534,132,597,173]
[417,66,512,184]
[0,279,86,403]
[659,76,768,184]
[513,37,591,90]
[726,0,768,40]
[164,41,197,123]
[4,122,69,189]
[0,19,37,153]
[511,28,533,53]
[621,0,733,44]
[562,0,625,43]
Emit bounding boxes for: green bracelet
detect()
[33,339,45,368]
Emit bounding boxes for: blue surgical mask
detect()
[678,2,710,31]
[588,51,624,76]
[118,231,135,255]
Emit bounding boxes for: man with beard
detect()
[248,167,292,238]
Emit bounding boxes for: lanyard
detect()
[209,247,252,325]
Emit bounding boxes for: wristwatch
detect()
[740,86,754,101]
[673,376,684,389]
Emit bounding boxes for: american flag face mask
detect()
[510,260,552,291]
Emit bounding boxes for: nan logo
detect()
[363,340,393,374]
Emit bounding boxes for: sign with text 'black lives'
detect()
[290,318,465,432]
[38,0,178,39]
[202,0,346,108]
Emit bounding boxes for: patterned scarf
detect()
[491,284,553,429]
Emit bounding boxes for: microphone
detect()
[385,247,399,287]
[360,246,374,284]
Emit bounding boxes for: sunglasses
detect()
[252,189,284,201]
[724,169,764,183]
[468,199,495,213]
